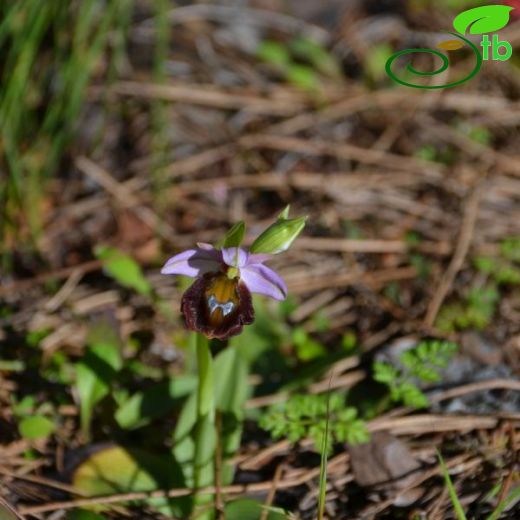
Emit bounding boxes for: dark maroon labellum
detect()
[181,272,254,340]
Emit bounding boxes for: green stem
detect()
[193,333,216,519]
[195,333,214,419]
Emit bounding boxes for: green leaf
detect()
[292,328,326,361]
[193,414,217,476]
[13,395,36,416]
[256,41,291,68]
[214,346,249,417]
[286,64,318,91]
[260,392,369,451]
[250,212,307,255]
[501,237,520,262]
[172,392,197,463]
[474,256,496,273]
[72,445,189,516]
[467,126,491,145]
[373,361,398,384]
[345,421,370,445]
[19,415,55,440]
[453,5,513,35]
[228,297,289,363]
[364,43,394,82]
[115,375,197,429]
[214,347,249,482]
[0,360,24,372]
[221,221,246,248]
[76,321,122,438]
[289,37,340,77]
[225,499,288,520]
[398,382,429,409]
[95,246,152,296]
[341,332,357,352]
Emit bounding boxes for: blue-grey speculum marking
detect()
[208,295,235,317]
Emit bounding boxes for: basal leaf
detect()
[72,445,189,516]
[225,499,288,520]
[76,321,122,438]
[115,375,197,430]
[214,346,249,417]
[19,415,55,440]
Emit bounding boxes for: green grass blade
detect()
[487,485,520,520]
[437,451,467,520]
[317,379,333,520]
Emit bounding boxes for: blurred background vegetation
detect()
[1,1,519,518]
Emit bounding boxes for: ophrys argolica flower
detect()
[161,244,287,340]
[161,210,306,340]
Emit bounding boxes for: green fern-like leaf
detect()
[259,392,369,450]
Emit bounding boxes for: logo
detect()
[385,4,514,89]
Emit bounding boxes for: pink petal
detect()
[222,247,249,268]
[240,263,287,301]
[197,242,216,251]
[247,253,273,265]
[161,247,221,277]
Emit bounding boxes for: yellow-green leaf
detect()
[19,415,55,440]
[95,246,151,296]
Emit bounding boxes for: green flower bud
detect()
[250,209,306,254]
[278,205,291,219]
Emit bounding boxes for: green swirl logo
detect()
[385,5,514,89]
[385,32,482,90]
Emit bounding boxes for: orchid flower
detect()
[161,210,306,340]
[161,244,286,340]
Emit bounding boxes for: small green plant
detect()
[291,327,326,361]
[437,237,520,332]
[474,237,520,286]
[436,285,499,332]
[260,392,369,451]
[13,395,56,441]
[501,237,520,262]
[256,36,340,92]
[373,340,458,408]
[364,43,394,83]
